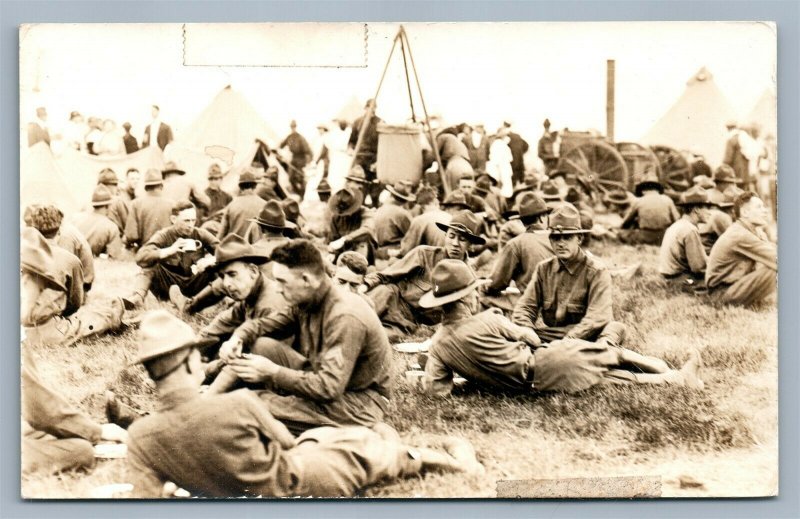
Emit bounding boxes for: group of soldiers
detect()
[21,152,776,497]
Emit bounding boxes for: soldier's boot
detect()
[183,285,226,315]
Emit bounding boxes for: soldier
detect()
[364,210,484,335]
[398,186,450,257]
[200,163,233,233]
[707,165,744,206]
[217,170,266,242]
[327,188,376,264]
[127,310,481,498]
[161,161,211,211]
[706,192,777,307]
[124,168,175,247]
[657,186,713,287]
[21,227,124,347]
[373,182,415,254]
[484,193,553,311]
[618,173,680,245]
[218,240,394,434]
[420,260,704,396]
[72,185,125,258]
[512,204,626,347]
[97,168,130,236]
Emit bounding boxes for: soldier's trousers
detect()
[22,430,95,475]
[709,264,776,307]
[23,303,123,347]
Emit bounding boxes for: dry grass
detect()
[21,239,778,499]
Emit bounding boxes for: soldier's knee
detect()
[251,337,290,361]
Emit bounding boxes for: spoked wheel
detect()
[651,145,692,199]
[615,142,662,190]
[557,139,629,207]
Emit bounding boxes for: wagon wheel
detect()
[650,145,692,197]
[615,142,662,190]
[557,139,629,207]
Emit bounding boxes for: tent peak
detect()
[688,66,713,85]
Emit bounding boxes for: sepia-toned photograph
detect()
[19,21,777,499]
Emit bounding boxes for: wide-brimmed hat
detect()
[97,168,119,186]
[92,185,113,207]
[212,233,269,270]
[20,227,67,292]
[548,203,591,235]
[329,188,363,217]
[540,181,563,202]
[512,181,537,199]
[418,259,489,308]
[441,190,470,210]
[133,310,197,378]
[143,168,164,186]
[604,190,633,207]
[23,204,64,235]
[207,163,224,179]
[345,165,372,184]
[281,199,302,223]
[436,210,486,245]
[162,161,186,176]
[475,172,498,187]
[472,176,493,196]
[316,178,332,194]
[517,192,551,220]
[692,175,715,190]
[713,165,742,185]
[248,200,297,231]
[386,182,417,203]
[715,185,744,209]
[676,185,714,207]
[238,170,258,186]
[634,172,664,196]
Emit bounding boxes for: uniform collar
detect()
[158,387,199,411]
[245,273,265,306]
[304,277,332,311]
[555,248,586,275]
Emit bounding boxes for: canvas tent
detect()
[21,142,82,217]
[165,85,292,194]
[642,67,736,167]
[745,88,777,139]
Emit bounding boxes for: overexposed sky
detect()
[20,22,776,144]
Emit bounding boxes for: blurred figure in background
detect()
[142,104,174,151]
[63,111,87,151]
[27,107,50,148]
[94,119,126,156]
[122,122,139,154]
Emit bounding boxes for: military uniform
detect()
[54,222,95,287]
[658,217,707,279]
[125,192,174,246]
[398,210,449,257]
[232,283,393,435]
[218,193,266,242]
[72,211,125,258]
[706,220,777,306]
[372,203,412,248]
[619,192,680,245]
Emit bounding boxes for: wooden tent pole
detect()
[399,34,417,122]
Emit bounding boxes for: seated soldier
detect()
[618,173,679,245]
[217,240,393,435]
[327,187,376,265]
[22,329,127,475]
[198,163,233,236]
[397,186,450,257]
[364,210,485,335]
[21,227,124,347]
[124,201,219,309]
[334,250,370,295]
[373,182,415,256]
[657,186,713,287]
[706,191,777,307]
[707,164,744,206]
[316,178,332,203]
[72,185,125,259]
[127,310,482,498]
[483,193,553,311]
[700,185,742,254]
[419,260,703,396]
[218,170,266,242]
[25,204,95,290]
[512,203,626,346]
[170,201,295,315]
[124,169,175,248]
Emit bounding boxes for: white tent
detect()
[745,87,777,139]
[21,142,81,217]
[166,85,282,192]
[641,67,737,167]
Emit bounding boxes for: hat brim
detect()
[419,278,490,308]
[163,169,186,176]
[385,186,416,203]
[211,254,270,272]
[441,201,471,210]
[435,222,486,245]
[21,262,67,292]
[676,200,714,207]
[133,340,194,367]
[345,176,372,184]
[548,227,591,235]
[635,182,663,196]
[92,200,113,207]
[144,180,163,186]
[248,218,297,230]
[519,206,552,220]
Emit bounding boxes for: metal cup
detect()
[180,239,203,252]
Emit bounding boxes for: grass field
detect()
[21,239,778,499]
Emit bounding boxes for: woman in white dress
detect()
[488,128,514,198]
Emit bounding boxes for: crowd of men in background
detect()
[21,102,777,498]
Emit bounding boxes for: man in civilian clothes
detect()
[142,105,174,151]
[279,120,313,197]
[706,192,777,307]
[216,240,394,435]
[420,260,703,396]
